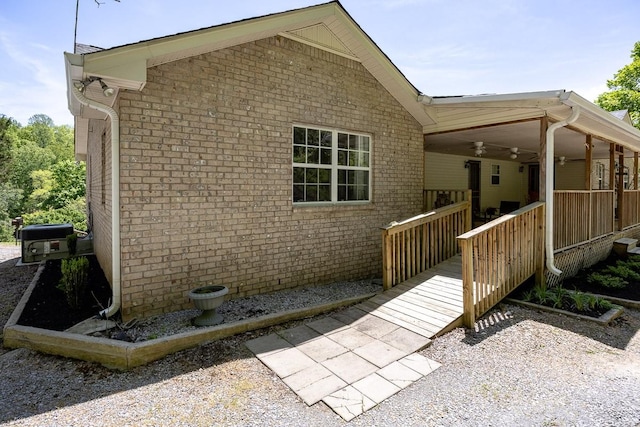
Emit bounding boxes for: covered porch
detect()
[382,90,640,327]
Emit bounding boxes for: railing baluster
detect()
[458,202,545,327]
[381,199,472,289]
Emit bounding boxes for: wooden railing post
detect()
[382,199,470,290]
[535,203,546,289]
[460,238,475,327]
[381,227,393,290]
[458,202,545,327]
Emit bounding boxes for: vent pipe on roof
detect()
[70,85,121,319]
[545,106,580,276]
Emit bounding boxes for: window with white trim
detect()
[293,125,370,204]
[491,164,500,185]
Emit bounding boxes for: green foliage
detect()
[0,115,17,182]
[44,160,86,209]
[569,292,590,312]
[27,169,54,211]
[57,256,89,310]
[587,272,628,289]
[606,263,640,281]
[596,41,640,129]
[597,298,614,311]
[0,182,23,218]
[533,285,552,305]
[66,233,78,256]
[0,113,86,229]
[520,284,614,316]
[23,197,87,232]
[9,140,56,208]
[548,287,568,309]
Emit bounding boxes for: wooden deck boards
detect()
[358,255,464,339]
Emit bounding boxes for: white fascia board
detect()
[561,91,640,142]
[64,52,84,116]
[425,90,566,106]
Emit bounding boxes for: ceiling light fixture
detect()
[559,156,566,166]
[510,147,519,160]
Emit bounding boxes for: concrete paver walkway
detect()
[246,305,441,421]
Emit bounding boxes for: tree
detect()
[0,115,17,181]
[27,114,55,148]
[8,140,56,210]
[44,160,86,209]
[596,41,640,129]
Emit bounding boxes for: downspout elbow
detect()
[545,106,581,276]
[70,86,121,318]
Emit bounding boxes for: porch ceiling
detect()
[424,119,612,163]
[423,91,640,163]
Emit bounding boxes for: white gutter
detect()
[545,106,581,275]
[70,86,121,318]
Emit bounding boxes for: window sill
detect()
[292,202,375,214]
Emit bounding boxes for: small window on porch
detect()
[596,162,605,190]
[491,164,500,185]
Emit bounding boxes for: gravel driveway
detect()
[1,243,639,426]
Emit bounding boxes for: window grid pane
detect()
[293,126,370,203]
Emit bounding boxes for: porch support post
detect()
[618,145,625,230]
[609,143,616,191]
[610,143,617,232]
[539,117,548,201]
[537,116,548,288]
[584,135,592,190]
[635,152,639,190]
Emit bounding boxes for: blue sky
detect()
[0,0,638,127]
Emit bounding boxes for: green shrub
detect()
[23,197,87,232]
[596,298,614,311]
[604,264,640,281]
[533,285,552,305]
[57,256,89,309]
[548,287,568,309]
[521,289,534,302]
[587,272,628,289]
[570,292,590,312]
[619,257,640,273]
[66,233,77,256]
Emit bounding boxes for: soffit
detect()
[423,92,640,162]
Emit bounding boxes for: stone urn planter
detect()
[188,285,229,326]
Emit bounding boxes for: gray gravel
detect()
[2,243,640,426]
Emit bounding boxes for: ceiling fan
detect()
[472,141,486,157]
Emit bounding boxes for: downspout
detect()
[70,86,121,318]
[545,106,580,275]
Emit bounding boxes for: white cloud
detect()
[0,32,72,126]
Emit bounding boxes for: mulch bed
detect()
[563,256,640,301]
[18,255,113,331]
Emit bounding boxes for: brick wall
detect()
[115,36,424,319]
[86,119,113,285]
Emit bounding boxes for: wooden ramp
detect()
[357,255,464,338]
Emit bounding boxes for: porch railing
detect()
[423,189,471,211]
[553,190,614,251]
[381,200,472,290]
[621,189,640,230]
[457,202,545,327]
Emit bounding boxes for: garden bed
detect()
[562,253,640,305]
[17,255,113,330]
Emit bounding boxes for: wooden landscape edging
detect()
[4,269,376,370]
